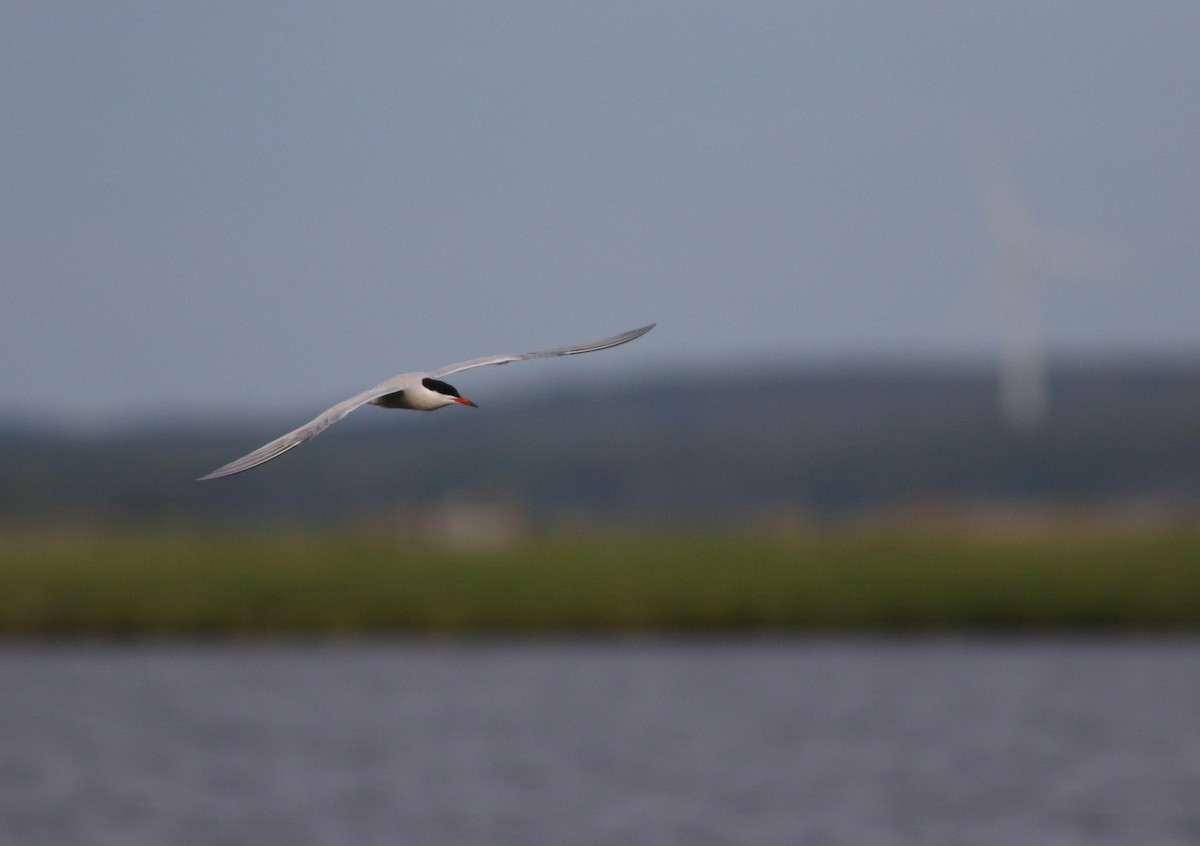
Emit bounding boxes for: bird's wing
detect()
[428,323,655,378]
[197,385,399,480]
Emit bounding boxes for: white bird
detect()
[198,323,655,480]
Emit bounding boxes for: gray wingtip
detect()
[615,322,656,342]
[623,322,656,344]
[197,464,241,481]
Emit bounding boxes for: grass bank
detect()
[1,524,1198,635]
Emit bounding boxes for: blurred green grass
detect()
[2,524,1199,635]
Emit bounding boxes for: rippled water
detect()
[2,639,1199,845]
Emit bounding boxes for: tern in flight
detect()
[199,323,655,480]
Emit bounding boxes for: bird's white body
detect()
[198,323,654,480]
[366,373,465,411]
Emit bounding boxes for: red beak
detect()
[454,396,479,408]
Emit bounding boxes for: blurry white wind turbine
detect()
[969,147,1111,432]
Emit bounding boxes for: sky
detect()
[4,2,1199,425]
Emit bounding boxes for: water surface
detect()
[2,639,1198,845]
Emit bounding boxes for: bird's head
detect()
[422,377,478,409]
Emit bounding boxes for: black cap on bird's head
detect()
[422,377,478,407]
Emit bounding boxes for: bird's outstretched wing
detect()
[197,386,393,480]
[429,323,655,378]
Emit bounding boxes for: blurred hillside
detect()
[3,360,1199,525]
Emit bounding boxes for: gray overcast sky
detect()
[4,2,1198,424]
